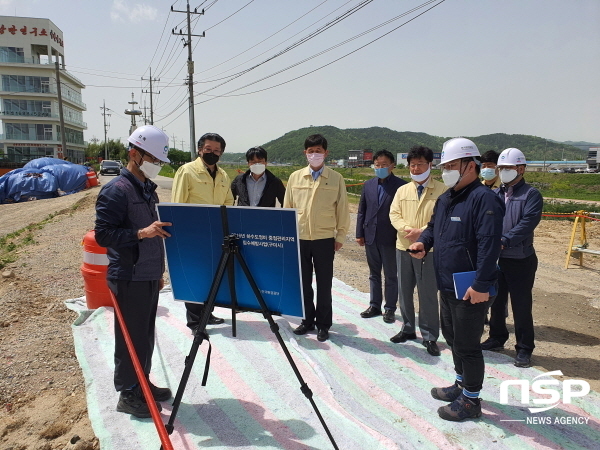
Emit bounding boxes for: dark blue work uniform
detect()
[419,179,504,393]
[95,169,165,392]
[489,179,542,354]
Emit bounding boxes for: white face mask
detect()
[480,167,497,181]
[307,153,325,167]
[499,168,518,184]
[139,161,161,179]
[249,163,266,175]
[442,169,461,188]
[411,166,430,183]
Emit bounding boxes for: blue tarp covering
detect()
[0,158,90,204]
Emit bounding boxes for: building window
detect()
[0,47,25,63]
[1,75,51,93]
[3,99,52,117]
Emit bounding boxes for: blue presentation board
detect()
[157,204,304,318]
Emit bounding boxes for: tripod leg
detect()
[165,249,232,434]
[227,251,238,338]
[234,252,339,450]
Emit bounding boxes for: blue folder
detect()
[453,271,497,299]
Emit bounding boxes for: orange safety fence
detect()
[108,290,174,450]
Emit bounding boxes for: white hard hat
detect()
[127,125,170,163]
[497,148,526,166]
[440,137,481,165]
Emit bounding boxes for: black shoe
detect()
[360,306,382,318]
[390,331,417,343]
[437,394,482,421]
[116,386,162,418]
[208,314,225,325]
[293,323,315,335]
[514,349,532,368]
[423,340,441,356]
[481,337,505,351]
[148,381,172,402]
[431,383,462,402]
[383,310,395,324]
[317,328,329,342]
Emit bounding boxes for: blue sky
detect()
[2,0,599,153]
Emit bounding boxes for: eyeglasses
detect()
[409,162,429,169]
[202,147,223,155]
[141,150,164,167]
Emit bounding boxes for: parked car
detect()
[548,168,562,173]
[585,168,598,173]
[99,160,121,176]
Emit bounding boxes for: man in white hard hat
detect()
[95,125,173,418]
[171,132,234,329]
[481,148,542,368]
[408,137,504,421]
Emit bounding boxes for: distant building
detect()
[587,148,598,171]
[0,16,86,165]
[347,149,373,168]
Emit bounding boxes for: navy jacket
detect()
[95,169,165,281]
[356,173,406,246]
[495,178,543,259]
[419,179,505,294]
[231,169,286,207]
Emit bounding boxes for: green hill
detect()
[249,126,587,164]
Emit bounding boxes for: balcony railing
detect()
[0,58,85,85]
[0,110,87,128]
[1,133,55,141]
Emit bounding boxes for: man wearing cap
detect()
[231,146,286,207]
[95,125,173,418]
[408,137,504,421]
[481,148,543,368]
[389,145,447,356]
[171,133,234,329]
[480,150,502,189]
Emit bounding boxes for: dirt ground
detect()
[0,179,599,449]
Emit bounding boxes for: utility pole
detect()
[54,61,68,160]
[141,67,160,125]
[171,1,205,160]
[180,139,185,152]
[141,102,149,125]
[171,133,177,150]
[100,100,111,161]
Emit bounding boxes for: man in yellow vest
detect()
[171,132,234,330]
[283,134,350,342]
[389,145,447,356]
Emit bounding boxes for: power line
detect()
[191,0,376,98]
[160,0,446,126]
[203,0,256,33]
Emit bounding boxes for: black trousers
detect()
[440,291,490,393]
[489,253,538,353]
[185,302,212,330]
[108,279,159,392]
[300,238,335,330]
[365,241,398,312]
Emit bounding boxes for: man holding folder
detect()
[408,138,504,421]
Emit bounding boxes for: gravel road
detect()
[0,174,598,450]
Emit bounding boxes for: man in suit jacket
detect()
[356,150,406,323]
[389,145,448,356]
[231,146,285,207]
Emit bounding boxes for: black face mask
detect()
[201,152,219,166]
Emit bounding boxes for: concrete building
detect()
[0,16,86,166]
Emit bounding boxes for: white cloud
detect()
[0,0,17,14]
[110,0,158,23]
